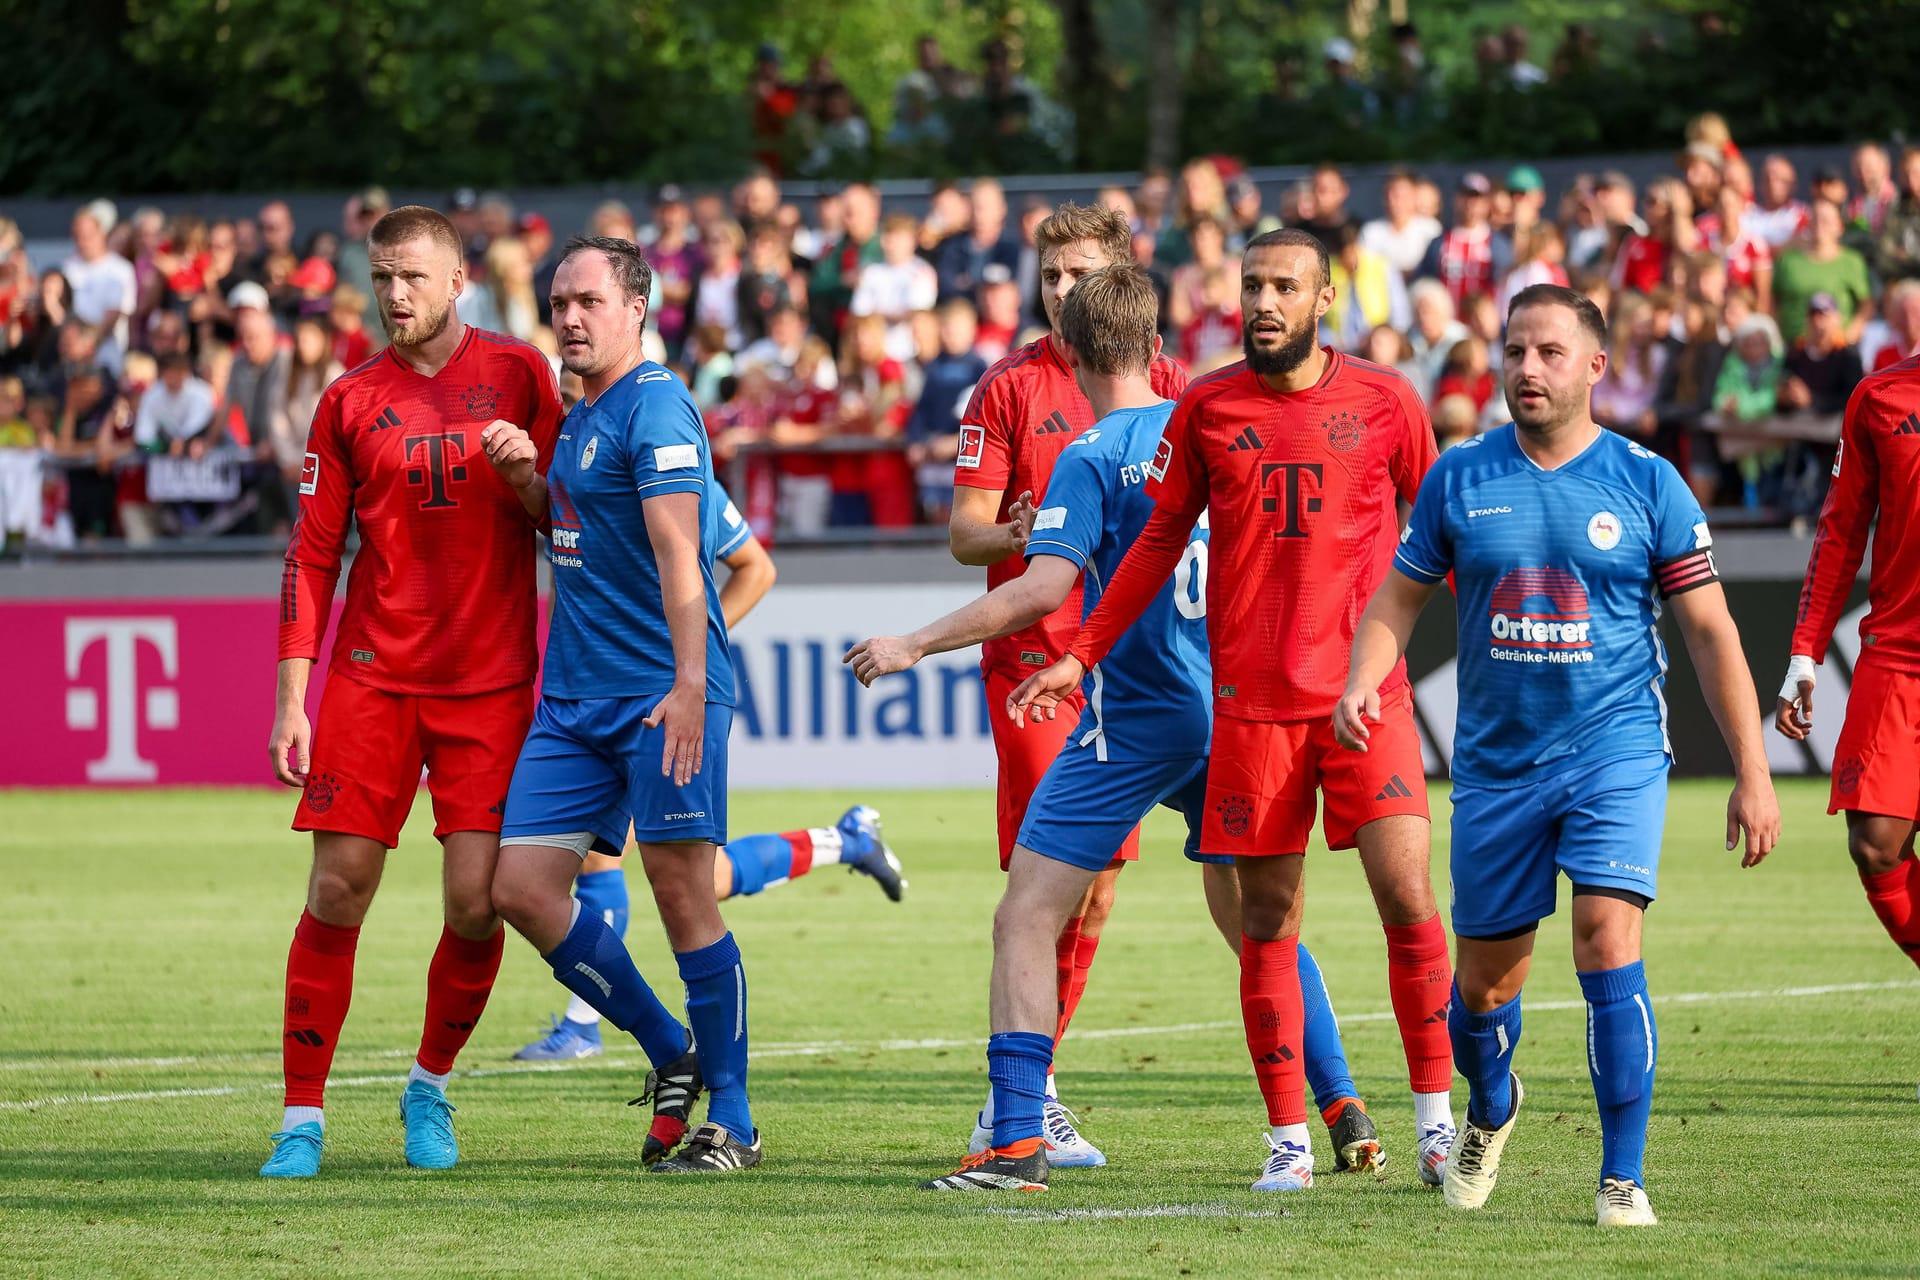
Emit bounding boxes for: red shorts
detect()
[1829,661,1920,821]
[293,675,536,848]
[984,666,1141,871]
[1201,689,1429,857]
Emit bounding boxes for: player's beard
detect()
[1509,378,1583,435]
[1242,315,1319,378]
[381,297,451,349]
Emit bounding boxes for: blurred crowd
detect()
[3,108,1914,550]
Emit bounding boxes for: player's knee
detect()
[1456,971,1522,1012]
[1847,826,1907,876]
[1238,892,1298,942]
[489,866,545,934]
[307,868,376,926]
[443,894,498,941]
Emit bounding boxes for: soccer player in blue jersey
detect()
[514,484,905,1063]
[1336,283,1780,1226]
[848,264,1383,1190]
[481,235,759,1173]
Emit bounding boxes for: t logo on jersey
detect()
[957,426,986,470]
[1487,567,1595,664]
[404,432,468,510]
[1259,462,1323,539]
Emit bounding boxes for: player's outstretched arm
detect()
[718,534,776,629]
[268,658,313,786]
[641,491,710,787]
[1335,569,1440,751]
[845,557,1078,687]
[480,419,549,521]
[948,484,1036,565]
[1670,583,1781,867]
[1062,500,1196,674]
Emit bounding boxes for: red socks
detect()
[1052,917,1102,1044]
[1240,935,1307,1126]
[1384,915,1456,1093]
[282,909,359,1108]
[1862,860,1920,969]
[416,925,506,1075]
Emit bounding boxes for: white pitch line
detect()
[1,978,1913,1114]
[987,1205,1287,1222]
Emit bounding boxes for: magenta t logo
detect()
[64,618,179,782]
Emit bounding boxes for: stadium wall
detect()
[0,538,1862,790]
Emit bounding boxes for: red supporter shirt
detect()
[279,326,564,696]
[956,334,1188,674]
[1792,357,1920,673]
[1070,350,1436,722]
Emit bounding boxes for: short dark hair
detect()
[157,350,192,374]
[559,234,654,303]
[1508,283,1607,346]
[368,205,463,262]
[1244,227,1332,290]
[1058,263,1159,377]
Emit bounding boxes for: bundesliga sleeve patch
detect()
[299,451,319,496]
[653,444,699,471]
[1146,435,1172,481]
[723,501,743,528]
[1655,547,1719,597]
[956,425,985,469]
[1033,507,1067,531]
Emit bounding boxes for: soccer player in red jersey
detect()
[258,206,563,1178]
[948,202,1188,1164]
[1777,355,1920,976]
[1012,229,1456,1191]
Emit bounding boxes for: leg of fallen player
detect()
[921,846,1097,1191]
[1199,862,1382,1174]
[1234,853,1316,1192]
[1570,891,1661,1227]
[1354,814,1458,1181]
[398,831,506,1171]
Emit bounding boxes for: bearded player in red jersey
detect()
[948,202,1188,1166]
[258,206,563,1179]
[1013,229,1456,1192]
[1776,356,1920,983]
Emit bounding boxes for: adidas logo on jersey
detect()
[1226,426,1264,453]
[1374,775,1415,801]
[369,406,402,433]
[1894,413,1920,435]
[1035,411,1074,436]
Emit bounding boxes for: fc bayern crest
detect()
[463,383,501,419]
[1215,793,1252,838]
[305,773,339,814]
[581,436,599,470]
[1323,411,1366,453]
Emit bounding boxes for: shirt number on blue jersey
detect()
[1173,537,1208,620]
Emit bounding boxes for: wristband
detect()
[1778,654,1816,703]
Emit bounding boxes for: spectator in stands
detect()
[1614,177,1695,295]
[132,350,216,455]
[1591,292,1668,442]
[853,213,939,363]
[1434,393,1482,450]
[917,183,971,256]
[1180,265,1242,370]
[272,316,341,502]
[226,306,290,523]
[738,222,807,347]
[336,186,388,332]
[1778,293,1864,417]
[328,286,372,370]
[1421,173,1512,308]
[1406,278,1469,399]
[1774,199,1871,347]
[801,82,872,178]
[1874,146,1920,282]
[1167,216,1231,333]
[974,277,1023,363]
[1299,164,1355,252]
[905,299,985,523]
[65,204,136,375]
[1699,180,1772,312]
[1157,159,1231,270]
[642,187,699,356]
[1361,169,1442,280]
[1849,141,1900,237]
[749,44,800,175]
[690,219,747,351]
[685,322,736,408]
[1868,279,1920,370]
[1363,322,1418,386]
[1016,199,1054,326]
[1681,142,1726,219]
[0,373,39,548]
[810,182,882,349]
[1315,37,1380,127]
[6,259,66,387]
[1573,170,1642,270]
[1502,24,1548,88]
[1504,165,1548,240]
[1499,220,1569,313]
[1750,155,1809,248]
[934,179,1021,307]
[831,313,912,527]
[47,323,122,539]
[1713,313,1784,507]
[1325,222,1409,352]
[1654,295,1732,502]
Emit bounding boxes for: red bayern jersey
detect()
[1792,355,1920,672]
[1072,350,1435,722]
[955,333,1188,673]
[280,326,564,696]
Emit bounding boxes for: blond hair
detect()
[1034,201,1131,269]
[1057,263,1159,377]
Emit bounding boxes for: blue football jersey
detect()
[543,361,735,705]
[1025,402,1212,761]
[712,480,752,560]
[1395,425,1717,787]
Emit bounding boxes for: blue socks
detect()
[721,833,792,898]
[987,1031,1054,1149]
[574,868,630,938]
[1578,961,1657,1185]
[544,906,687,1067]
[678,933,752,1138]
[1448,979,1521,1129]
[1298,943,1360,1114]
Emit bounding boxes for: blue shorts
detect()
[1017,745,1232,872]
[501,696,731,853]
[1448,752,1668,938]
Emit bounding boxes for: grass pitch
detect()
[1,781,1916,1279]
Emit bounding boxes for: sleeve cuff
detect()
[1024,538,1089,568]
[1393,549,1448,584]
[636,476,707,497]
